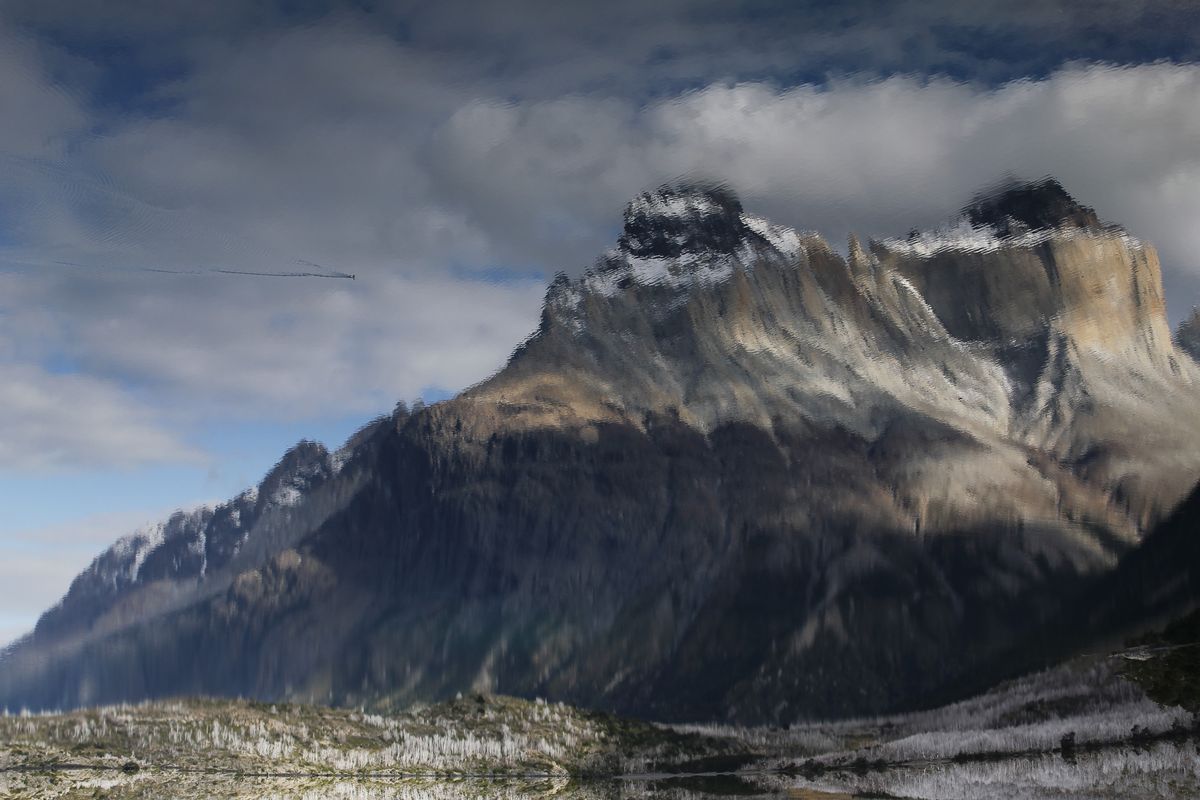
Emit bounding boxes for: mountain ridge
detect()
[4,178,1200,722]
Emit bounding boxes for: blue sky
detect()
[2,0,1200,645]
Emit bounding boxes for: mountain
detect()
[963,176,1102,234]
[1178,307,1200,361]
[23,439,345,648]
[3,179,1200,723]
[1082,480,1200,644]
[871,177,1192,529]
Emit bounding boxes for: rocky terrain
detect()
[2,178,1199,722]
[0,694,742,779]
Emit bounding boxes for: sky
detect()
[2,0,1200,645]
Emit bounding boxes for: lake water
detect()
[5,741,1198,799]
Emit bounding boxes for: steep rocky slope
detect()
[873,177,1195,528]
[1177,307,1200,361]
[2,180,1198,722]
[28,440,338,646]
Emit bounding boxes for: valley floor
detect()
[2,657,1197,799]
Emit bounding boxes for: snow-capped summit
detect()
[617,184,750,259]
[877,177,1127,258]
[963,176,1103,236]
[546,184,805,310]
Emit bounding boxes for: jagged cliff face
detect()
[465,181,1200,533]
[874,178,1171,360]
[872,178,1199,526]
[2,180,1199,723]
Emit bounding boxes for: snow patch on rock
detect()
[878,220,1143,258]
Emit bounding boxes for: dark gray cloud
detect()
[9,0,1200,100]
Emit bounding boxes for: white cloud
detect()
[0,20,546,470]
[0,362,200,471]
[0,267,546,440]
[432,64,1200,314]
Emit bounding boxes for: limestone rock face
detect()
[873,181,1171,360]
[872,181,1199,526]
[3,179,1199,723]
[479,181,1199,531]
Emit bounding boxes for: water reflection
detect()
[4,741,1198,799]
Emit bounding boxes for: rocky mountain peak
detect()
[963,177,1103,235]
[1177,307,1200,360]
[617,183,751,259]
[538,184,807,333]
[871,179,1173,360]
[256,440,332,511]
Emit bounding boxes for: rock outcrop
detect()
[963,177,1102,234]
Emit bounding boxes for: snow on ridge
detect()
[545,207,812,336]
[581,248,738,298]
[268,484,304,508]
[579,212,805,300]
[103,521,168,588]
[85,501,226,592]
[263,453,330,509]
[188,528,208,578]
[877,219,1142,258]
[743,214,804,258]
[66,462,318,602]
[877,220,1026,257]
[627,190,723,220]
